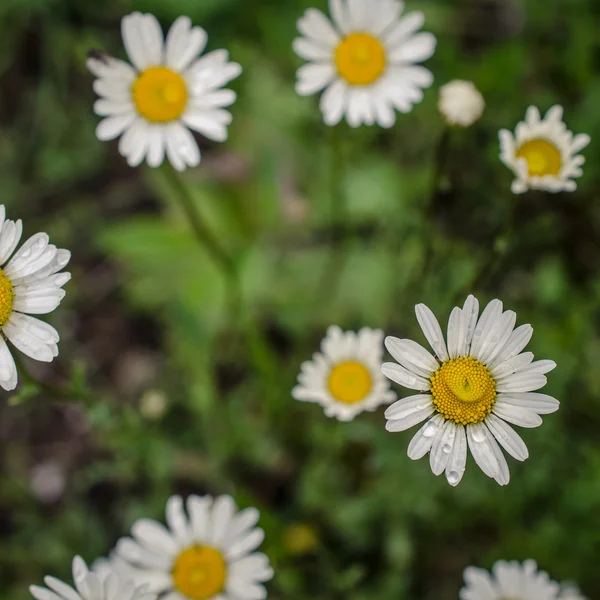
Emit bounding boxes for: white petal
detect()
[384,11,425,47]
[429,420,457,475]
[461,567,498,600]
[97,113,137,142]
[381,362,430,391]
[388,32,436,63]
[328,0,350,34]
[495,373,547,393]
[487,324,533,369]
[485,413,529,461]
[0,219,23,265]
[385,404,435,432]
[571,133,591,154]
[447,306,464,360]
[145,126,166,168]
[477,311,516,366]
[512,359,556,376]
[384,394,433,420]
[525,105,541,125]
[165,16,208,72]
[415,303,449,361]
[164,122,201,171]
[4,313,59,362]
[43,578,81,600]
[165,495,192,547]
[492,403,543,428]
[131,519,179,556]
[445,425,467,486]
[225,528,265,561]
[496,392,559,415]
[0,337,17,390]
[225,507,261,546]
[182,109,232,142]
[187,495,211,542]
[208,495,236,546]
[292,37,332,62]
[385,337,438,378]
[29,586,64,600]
[466,423,500,479]
[121,12,164,72]
[469,299,503,358]
[461,295,479,354]
[407,414,444,460]
[320,78,348,126]
[295,64,336,96]
[12,287,65,315]
[115,537,172,570]
[490,352,534,379]
[297,8,340,48]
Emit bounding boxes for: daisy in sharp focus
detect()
[460,560,560,600]
[293,0,436,128]
[115,495,273,600]
[292,326,396,421]
[30,555,155,600]
[499,105,590,194]
[88,12,241,171]
[382,295,559,486]
[0,205,70,391]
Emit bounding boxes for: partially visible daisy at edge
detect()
[293,0,436,128]
[88,12,241,171]
[499,105,590,194]
[0,205,70,391]
[460,560,560,600]
[438,80,484,127]
[381,295,559,486]
[112,494,273,600]
[30,555,155,600]
[292,326,396,421]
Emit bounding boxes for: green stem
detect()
[12,352,78,402]
[313,126,347,316]
[159,164,237,281]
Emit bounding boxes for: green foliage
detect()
[1,0,600,599]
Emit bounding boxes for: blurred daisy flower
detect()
[293,326,396,421]
[558,584,588,600]
[293,0,436,127]
[460,560,559,600]
[499,105,590,194]
[115,495,273,600]
[382,295,559,486]
[0,205,70,391]
[438,80,484,127]
[30,555,155,600]
[88,12,241,171]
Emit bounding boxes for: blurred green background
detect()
[1,0,600,598]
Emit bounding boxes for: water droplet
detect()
[472,428,486,443]
[423,422,437,438]
[447,471,460,485]
[442,443,452,454]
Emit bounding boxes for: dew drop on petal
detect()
[423,422,438,438]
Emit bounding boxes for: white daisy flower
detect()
[0,205,71,391]
[382,295,559,486]
[499,105,590,194]
[115,494,273,600]
[88,12,242,171]
[293,0,436,128]
[438,80,484,127]
[292,326,396,421]
[460,560,559,600]
[30,555,155,600]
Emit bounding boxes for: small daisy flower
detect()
[0,205,71,391]
[88,12,241,171]
[30,555,155,600]
[438,80,484,127]
[115,495,273,600]
[293,0,436,128]
[460,560,560,600]
[499,105,590,194]
[292,326,396,421]
[382,295,559,486]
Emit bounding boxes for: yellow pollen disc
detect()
[0,269,14,327]
[172,546,227,600]
[328,360,372,404]
[132,67,188,123]
[515,138,562,177]
[334,33,386,86]
[430,357,496,425]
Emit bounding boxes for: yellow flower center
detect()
[334,33,386,86]
[327,360,372,404]
[172,546,227,600]
[430,357,496,425]
[132,67,188,123]
[515,138,562,177]
[0,269,14,327]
